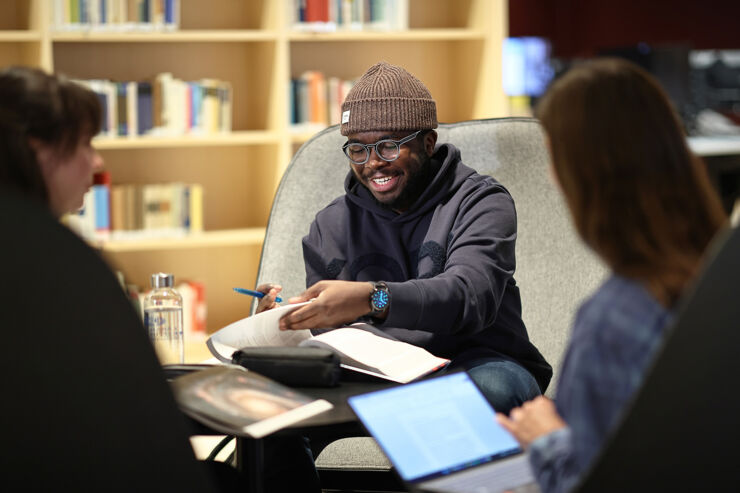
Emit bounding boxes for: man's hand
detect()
[254,283,283,314]
[496,396,566,449]
[279,280,375,331]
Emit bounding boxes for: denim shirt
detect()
[529,274,672,493]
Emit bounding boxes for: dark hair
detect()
[0,66,102,205]
[536,58,727,306]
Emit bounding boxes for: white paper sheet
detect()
[206,302,313,362]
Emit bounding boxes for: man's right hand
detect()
[254,283,283,314]
[279,280,375,331]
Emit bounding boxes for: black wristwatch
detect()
[368,281,390,317]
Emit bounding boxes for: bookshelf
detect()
[1,0,509,331]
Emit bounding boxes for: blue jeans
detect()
[445,356,541,414]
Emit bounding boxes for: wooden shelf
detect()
[288,28,484,42]
[0,30,42,41]
[96,227,266,253]
[94,131,281,150]
[50,30,279,42]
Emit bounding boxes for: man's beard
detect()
[373,152,436,213]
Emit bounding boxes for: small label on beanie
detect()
[342,110,350,124]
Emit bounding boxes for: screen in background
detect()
[503,36,555,97]
[348,372,521,482]
[599,43,693,127]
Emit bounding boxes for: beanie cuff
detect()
[340,98,438,135]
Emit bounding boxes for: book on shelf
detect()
[52,0,180,32]
[92,184,110,235]
[178,279,207,339]
[291,0,408,32]
[303,70,328,125]
[170,365,333,438]
[206,303,450,384]
[92,170,112,236]
[136,82,153,136]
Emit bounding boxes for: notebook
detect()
[347,371,539,493]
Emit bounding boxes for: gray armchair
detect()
[254,117,606,491]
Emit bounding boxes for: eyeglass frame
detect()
[341,130,423,165]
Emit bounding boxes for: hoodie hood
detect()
[344,143,476,223]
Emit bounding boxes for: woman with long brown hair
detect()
[497,58,727,492]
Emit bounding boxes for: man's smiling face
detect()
[347,130,436,213]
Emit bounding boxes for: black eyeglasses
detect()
[342,130,422,165]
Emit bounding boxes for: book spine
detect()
[294,78,307,125]
[93,170,112,236]
[219,82,232,132]
[92,184,110,234]
[110,185,125,232]
[126,81,138,137]
[188,183,203,233]
[136,81,153,135]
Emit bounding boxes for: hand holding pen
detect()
[233,284,283,313]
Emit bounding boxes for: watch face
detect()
[372,288,389,310]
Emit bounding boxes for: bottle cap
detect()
[150,272,174,289]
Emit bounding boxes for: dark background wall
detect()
[509,0,740,57]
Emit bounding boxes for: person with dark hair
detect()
[0,66,252,493]
[258,61,552,415]
[496,58,728,493]
[0,65,104,216]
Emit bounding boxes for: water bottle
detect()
[144,272,184,365]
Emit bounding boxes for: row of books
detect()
[66,173,204,242]
[292,0,409,32]
[76,74,232,138]
[290,71,355,127]
[52,0,180,32]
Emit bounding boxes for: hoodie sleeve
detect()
[303,219,329,288]
[383,181,518,336]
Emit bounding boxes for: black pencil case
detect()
[231,346,341,387]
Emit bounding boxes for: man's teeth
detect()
[373,177,392,185]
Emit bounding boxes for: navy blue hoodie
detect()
[302,143,552,391]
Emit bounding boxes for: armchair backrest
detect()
[256,118,606,391]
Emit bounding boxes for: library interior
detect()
[1,1,739,492]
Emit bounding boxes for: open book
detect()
[170,365,333,438]
[206,304,450,384]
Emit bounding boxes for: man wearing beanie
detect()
[253,61,553,491]
[263,61,552,414]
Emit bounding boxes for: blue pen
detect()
[233,287,283,303]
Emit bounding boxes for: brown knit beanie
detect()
[340,61,437,136]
